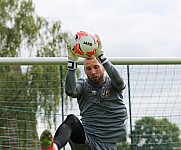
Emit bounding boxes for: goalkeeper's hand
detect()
[67,43,79,70]
[94,34,104,58]
[67,43,79,61]
[94,34,108,64]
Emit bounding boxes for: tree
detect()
[131,117,181,150]
[116,141,131,150]
[0,0,70,149]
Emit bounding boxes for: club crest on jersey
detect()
[101,89,110,98]
[91,90,97,95]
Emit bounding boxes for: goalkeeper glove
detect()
[94,34,108,64]
[67,43,79,70]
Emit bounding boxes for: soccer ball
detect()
[70,31,98,58]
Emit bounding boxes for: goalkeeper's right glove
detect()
[67,43,79,70]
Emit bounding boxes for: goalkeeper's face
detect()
[84,56,105,84]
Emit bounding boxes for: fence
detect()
[0,57,181,150]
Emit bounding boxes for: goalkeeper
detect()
[40,34,128,150]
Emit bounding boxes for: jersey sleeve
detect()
[103,61,125,92]
[65,70,83,98]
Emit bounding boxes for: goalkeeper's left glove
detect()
[94,34,108,64]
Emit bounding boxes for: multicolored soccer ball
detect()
[70,31,98,58]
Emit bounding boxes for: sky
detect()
[32,0,181,57]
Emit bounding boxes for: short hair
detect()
[84,56,102,66]
[84,55,96,60]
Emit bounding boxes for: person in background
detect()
[40,34,127,150]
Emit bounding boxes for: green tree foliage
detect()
[131,117,181,150]
[0,0,70,149]
[0,0,38,56]
[116,141,131,150]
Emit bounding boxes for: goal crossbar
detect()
[0,57,181,65]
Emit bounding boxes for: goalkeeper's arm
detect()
[94,34,125,91]
[65,44,82,97]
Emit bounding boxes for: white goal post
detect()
[1,57,181,65]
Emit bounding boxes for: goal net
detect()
[0,57,180,150]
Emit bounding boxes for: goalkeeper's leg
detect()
[40,114,86,150]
